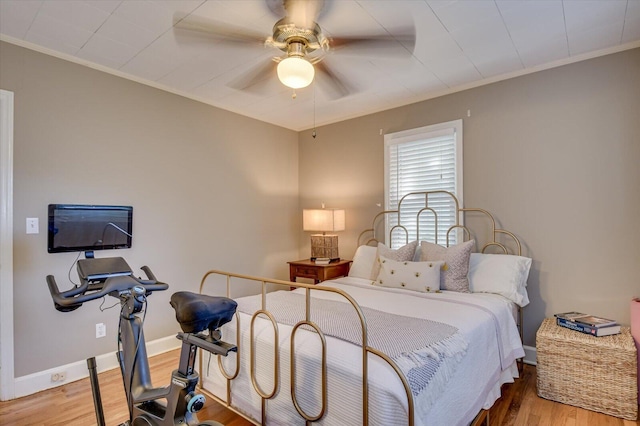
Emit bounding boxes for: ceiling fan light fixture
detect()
[277,56,315,89]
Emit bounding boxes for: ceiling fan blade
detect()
[228,59,278,94]
[267,0,328,29]
[314,61,351,100]
[284,0,325,29]
[173,13,266,47]
[329,28,416,58]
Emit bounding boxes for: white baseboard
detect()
[523,344,536,365]
[13,335,180,399]
[12,338,538,399]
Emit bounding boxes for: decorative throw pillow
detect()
[375,256,444,293]
[370,241,418,280]
[420,240,475,292]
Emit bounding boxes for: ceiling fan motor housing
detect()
[267,18,328,55]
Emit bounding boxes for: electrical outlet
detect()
[96,323,106,338]
[50,371,66,382]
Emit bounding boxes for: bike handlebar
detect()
[47,267,168,312]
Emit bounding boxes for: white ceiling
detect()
[1,0,639,131]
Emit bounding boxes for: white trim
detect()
[0,89,15,401]
[13,335,180,398]
[523,345,537,366]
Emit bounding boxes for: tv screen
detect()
[48,204,133,254]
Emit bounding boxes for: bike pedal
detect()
[186,392,206,413]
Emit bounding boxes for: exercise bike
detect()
[46,258,238,426]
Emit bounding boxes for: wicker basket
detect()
[536,317,638,420]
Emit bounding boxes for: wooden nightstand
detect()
[288,259,352,284]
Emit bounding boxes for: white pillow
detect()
[348,245,378,279]
[468,253,532,306]
[375,256,444,293]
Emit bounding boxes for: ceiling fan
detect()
[174,0,416,99]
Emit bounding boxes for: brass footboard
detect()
[198,270,415,426]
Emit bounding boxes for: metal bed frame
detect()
[358,190,524,347]
[197,191,525,426]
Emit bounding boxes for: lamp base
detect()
[310,234,340,261]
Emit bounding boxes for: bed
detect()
[197,191,531,425]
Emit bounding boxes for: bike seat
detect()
[170,291,237,334]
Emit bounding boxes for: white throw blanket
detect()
[236,291,468,410]
[203,277,524,426]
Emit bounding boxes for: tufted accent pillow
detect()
[375,256,444,293]
[420,240,474,292]
[371,241,418,280]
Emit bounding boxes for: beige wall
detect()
[299,48,640,347]
[0,41,299,376]
[2,38,638,378]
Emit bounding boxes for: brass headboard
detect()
[358,190,522,256]
[358,190,525,360]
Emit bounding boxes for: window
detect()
[384,119,463,248]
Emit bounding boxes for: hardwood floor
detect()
[488,363,640,426]
[0,350,253,426]
[1,350,638,425]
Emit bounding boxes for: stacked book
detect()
[554,312,621,337]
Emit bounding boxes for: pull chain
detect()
[312,79,317,139]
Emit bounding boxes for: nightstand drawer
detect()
[294,266,319,278]
[288,259,352,284]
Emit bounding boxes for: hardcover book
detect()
[554,312,618,328]
[555,311,587,321]
[574,315,618,328]
[556,317,621,337]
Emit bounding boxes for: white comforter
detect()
[201,277,524,426]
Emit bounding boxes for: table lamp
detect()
[303,208,345,261]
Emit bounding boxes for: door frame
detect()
[0,89,15,400]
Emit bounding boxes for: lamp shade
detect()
[303,209,345,232]
[277,56,315,89]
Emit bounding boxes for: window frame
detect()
[383,119,464,247]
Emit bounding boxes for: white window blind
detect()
[384,120,463,249]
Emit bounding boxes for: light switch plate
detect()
[26,217,39,234]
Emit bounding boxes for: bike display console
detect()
[77,256,133,283]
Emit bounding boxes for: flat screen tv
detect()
[48,204,133,254]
